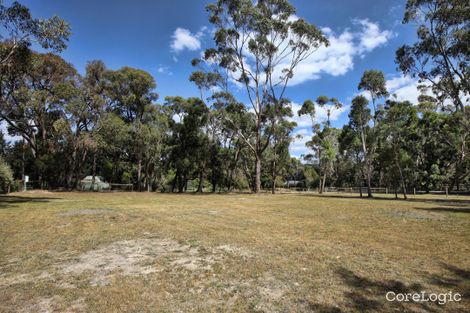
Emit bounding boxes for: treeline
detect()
[0,0,469,195]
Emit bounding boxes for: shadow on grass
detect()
[415,207,470,214]
[297,193,470,208]
[330,263,470,312]
[335,267,437,312]
[0,195,60,209]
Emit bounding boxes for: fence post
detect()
[445,187,448,198]
[413,188,416,195]
[385,187,388,194]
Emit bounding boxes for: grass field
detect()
[0,191,469,312]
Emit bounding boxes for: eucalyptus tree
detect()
[196,0,328,193]
[348,95,373,197]
[338,125,364,195]
[103,67,159,190]
[0,52,78,187]
[211,91,257,191]
[395,0,469,111]
[265,100,296,194]
[298,97,340,193]
[0,0,70,67]
[52,60,108,189]
[357,70,388,188]
[315,96,343,126]
[165,96,210,192]
[380,100,419,199]
[358,70,388,123]
[0,1,71,161]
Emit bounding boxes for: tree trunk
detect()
[254,153,261,193]
[227,147,240,192]
[318,174,323,194]
[92,151,97,192]
[271,160,276,194]
[360,129,373,198]
[394,150,407,200]
[197,170,204,193]
[171,169,178,193]
[366,166,372,198]
[211,178,216,193]
[137,157,142,192]
[21,141,25,185]
[321,174,327,194]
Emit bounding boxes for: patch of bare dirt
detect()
[16,296,86,313]
[0,271,52,288]
[216,244,252,258]
[60,238,253,286]
[18,297,55,313]
[387,209,446,221]
[58,208,116,216]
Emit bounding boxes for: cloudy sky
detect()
[5,0,423,156]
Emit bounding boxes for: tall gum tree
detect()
[349,95,373,197]
[357,70,389,193]
[298,96,342,194]
[197,0,328,193]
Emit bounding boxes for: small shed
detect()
[80,176,110,191]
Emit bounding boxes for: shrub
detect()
[0,156,14,193]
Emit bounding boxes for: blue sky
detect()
[4,0,423,156]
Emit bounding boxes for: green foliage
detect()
[197,0,328,192]
[0,155,13,193]
[396,0,469,111]
[0,0,468,195]
[0,0,70,67]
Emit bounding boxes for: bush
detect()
[0,156,14,193]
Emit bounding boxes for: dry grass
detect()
[0,191,469,312]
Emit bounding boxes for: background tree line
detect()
[0,0,468,196]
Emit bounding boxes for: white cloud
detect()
[355,19,395,54]
[201,17,394,89]
[289,128,312,156]
[193,17,393,89]
[274,18,394,86]
[385,75,469,106]
[156,65,173,75]
[386,75,422,103]
[170,28,202,53]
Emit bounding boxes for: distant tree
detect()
[315,96,343,126]
[211,91,257,191]
[104,67,159,190]
[197,0,328,193]
[299,97,339,194]
[349,95,373,197]
[358,70,389,122]
[165,96,210,192]
[380,100,419,199]
[338,125,364,194]
[266,116,296,194]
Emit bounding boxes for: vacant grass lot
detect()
[0,191,469,313]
